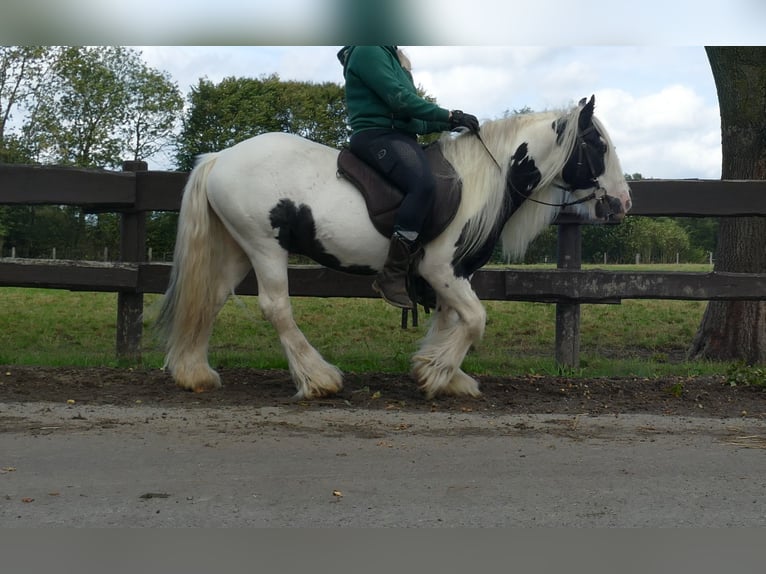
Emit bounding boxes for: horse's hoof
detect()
[172,366,222,393]
[191,383,219,393]
[176,379,221,393]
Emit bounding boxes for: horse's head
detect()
[555,95,632,221]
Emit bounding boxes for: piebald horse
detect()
[156,95,631,399]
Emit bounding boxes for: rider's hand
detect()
[449,110,480,133]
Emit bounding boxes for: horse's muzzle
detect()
[595,194,626,221]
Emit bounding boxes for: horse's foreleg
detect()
[411,280,486,398]
[253,251,343,399]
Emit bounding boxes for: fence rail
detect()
[1,162,765,365]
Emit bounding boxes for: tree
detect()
[677,217,718,261]
[120,63,184,163]
[689,47,766,364]
[175,74,348,171]
[31,46,135,168]
[0,46,54,142]
[146,211,179,260]
[0,46,57,163]
[24,46,182,169]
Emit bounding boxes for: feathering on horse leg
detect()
[426,296,482,398]
[444,369,482,397]
[411,300,485,398]
[413,326,479,398]
[412,316,470,398]
[163,283,225,393]
[260,294,343,399]
[165,237,250,393]
[253,259,343,399]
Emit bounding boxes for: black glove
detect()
[449,110,480,133]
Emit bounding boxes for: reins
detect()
[475,130,503,171]
[472,125,606,210]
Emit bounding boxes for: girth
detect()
[336,144,462,243]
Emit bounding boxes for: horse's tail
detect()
[156,152,230,382]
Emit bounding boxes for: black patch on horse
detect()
[507,143,541,201]
[450,142,542,279]
[269,198,375,275]
[451,218,507,279]
[553,118,567,144]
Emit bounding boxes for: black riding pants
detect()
[349,128,435,237]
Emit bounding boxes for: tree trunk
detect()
[689,47,766,364]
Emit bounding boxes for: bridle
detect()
[473,123,615,216]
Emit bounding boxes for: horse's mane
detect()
[438,104,586,263]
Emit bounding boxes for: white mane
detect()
[438,105,587,263]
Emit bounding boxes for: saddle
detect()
[336,144,462,243]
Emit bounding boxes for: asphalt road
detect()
[2,401,765,527]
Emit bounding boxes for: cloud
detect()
[596,87,721,179]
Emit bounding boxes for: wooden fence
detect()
[1,161,765,366]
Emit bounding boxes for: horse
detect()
[156,95,632,400]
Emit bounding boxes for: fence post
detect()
[116,160,147,361]
[555,223,582,367]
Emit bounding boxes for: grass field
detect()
[0,264,738,379]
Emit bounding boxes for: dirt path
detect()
[1,365,764,419]
[3,366,766,527]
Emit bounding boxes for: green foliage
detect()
[0,46,56,141]
[146,212,179,260]
[667,381,684,397]
[0,205,120,259]
[490,216,711,266]
[520,226,557,264]
[17,46,182,169]
[676,217,718,255]
[587,217,691,264]
[0,134,34,163]
[30,46,133,167]
[175,74,348,171]
[726,362,766,388]
[120,62,184,162]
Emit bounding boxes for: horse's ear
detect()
[579,94,595,128]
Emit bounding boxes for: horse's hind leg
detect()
[251,245,343,399]
[411,278,485,399]
[166,234,251,393]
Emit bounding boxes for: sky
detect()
[4,0,766,179]
[139,45,723,179]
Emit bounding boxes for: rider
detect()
[337,45,480,308]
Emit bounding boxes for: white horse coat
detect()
[157,96,632,399]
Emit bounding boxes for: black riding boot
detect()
[373,232,416,309]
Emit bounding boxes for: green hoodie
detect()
[337,46,451,135]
